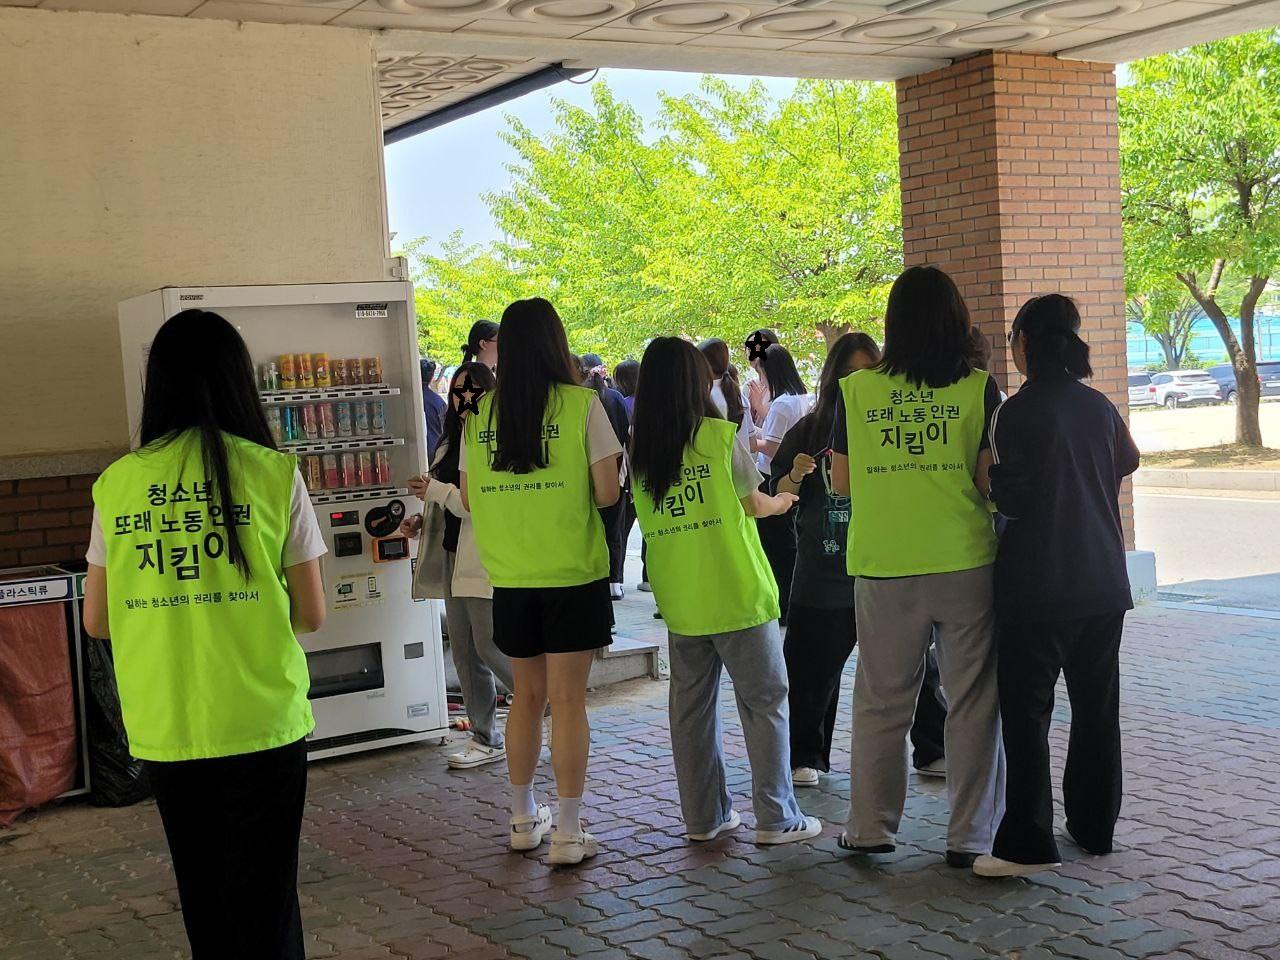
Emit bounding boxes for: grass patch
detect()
[1141,444,1280,471]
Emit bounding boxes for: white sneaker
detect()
[792,767,820,788]
[609,583,624,601]
[973,854,1061,878]
[548,830,599,865]
[756,815,822,846]
[687,810,741,842]
[447,740,507,770]
[510,805,552,852]
[915,758,947,779]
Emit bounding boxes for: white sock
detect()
[512,782,537,820]
[559,795,583,836]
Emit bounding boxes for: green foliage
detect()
[409,77,901,366]
[1120,27,1280,443]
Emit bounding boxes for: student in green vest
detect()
[831,265,1005,868]
[460,297,622,867]
[630,337,822,846]
[82,309,327,960]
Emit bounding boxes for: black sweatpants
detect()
[600,499,627,585]
[992,613,1125,865]
[784,605,949,772]
[757,509,796,625]
[146,738,308,960]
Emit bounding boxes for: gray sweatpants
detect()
[668,620,807,835]
[847,565,1005,854]
[443,552,512,749]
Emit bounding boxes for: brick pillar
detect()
[0,476,96,570]
[896,51,1133,546]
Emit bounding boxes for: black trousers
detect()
[146,738,308,960]
[757,508,797,624]
[992,613,1125,865]
[600,499,627,584]
[784,604,949,772]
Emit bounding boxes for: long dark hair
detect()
[699,338,746,427]
[139,309,273,577]
[1012,294,1092,380]
[461,320,499,364]
[878,266,973,388]
[807,332,881,453]
[630,338,721,503]
[490,298,577,473]
[433,361,497,485]
[762,343,808,398]
[613,359,639,398]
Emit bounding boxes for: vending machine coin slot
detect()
[333,532,363,558]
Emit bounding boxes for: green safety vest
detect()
[464,383,609,588]
[840,368,997,578]
[632,418,778,636]
[92,430,314,761]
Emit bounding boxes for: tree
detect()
[409,77,901,365]
[1120,28,1280,446]
[1126,287,1199,371]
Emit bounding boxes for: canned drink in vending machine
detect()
[340,452,357,488]
[297,352,315,389]
[318,402,336,440]
[369,400,386,435]
[312,353,331,388]
[278,354,297,390]
[336,402,354,438]
[322,454,339,489]
[280,406,295,443]
[266,407,283,445]
[302,455,323,491]
[363,357,383,385]
[358,452,374,487]
[260,362,280,392]
[373,450,391,486]
[343,359,362,385]
[331,358,348,387]
[353,402,370,437]
[301,404,319,441]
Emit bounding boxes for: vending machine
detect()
[117,282,448,759]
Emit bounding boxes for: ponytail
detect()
[1011,294,1092,381]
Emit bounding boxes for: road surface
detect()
[1136,489,1280,609]
[1131,402,1280,452]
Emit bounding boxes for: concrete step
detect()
[591,634,662,687]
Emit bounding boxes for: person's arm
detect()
[831,391,850,496]
[83,563,109,639]
[742,489,797,518]
[285,559,325,634]
[460,471,470,513]
[974,376,1001,497]
[768,426,812,498]
[975,449,994,499]
[1114,407,1141,481]
[586,396,624,508]
[283,471,328,634]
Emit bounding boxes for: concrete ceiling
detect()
[10,0,1280,133]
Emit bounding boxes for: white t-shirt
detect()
[729,434,764,498]
[758,393,814,472]
[458,394,623,471]
[709,380,753,452]
[86,471,327,569]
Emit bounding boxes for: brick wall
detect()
[896,51,1134,546]
[0,476,96,571]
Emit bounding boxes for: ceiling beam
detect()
[1058,0,1280,62]
[371,29,951,82]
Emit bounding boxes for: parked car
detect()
[1128,373,1157,407]
[1150,370,1222,408]
[1209,361,1280,403]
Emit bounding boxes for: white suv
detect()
[1150,370,1222,408]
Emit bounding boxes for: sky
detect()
[384,69,799,256]
[384,64,1132,257]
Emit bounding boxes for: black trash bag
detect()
[83,635,150,806]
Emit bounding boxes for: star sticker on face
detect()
[451,373,485,415]
[746,332,772,363]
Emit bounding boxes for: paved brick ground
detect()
[2,599,1279,960]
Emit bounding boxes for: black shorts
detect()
[492,578,614,658]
